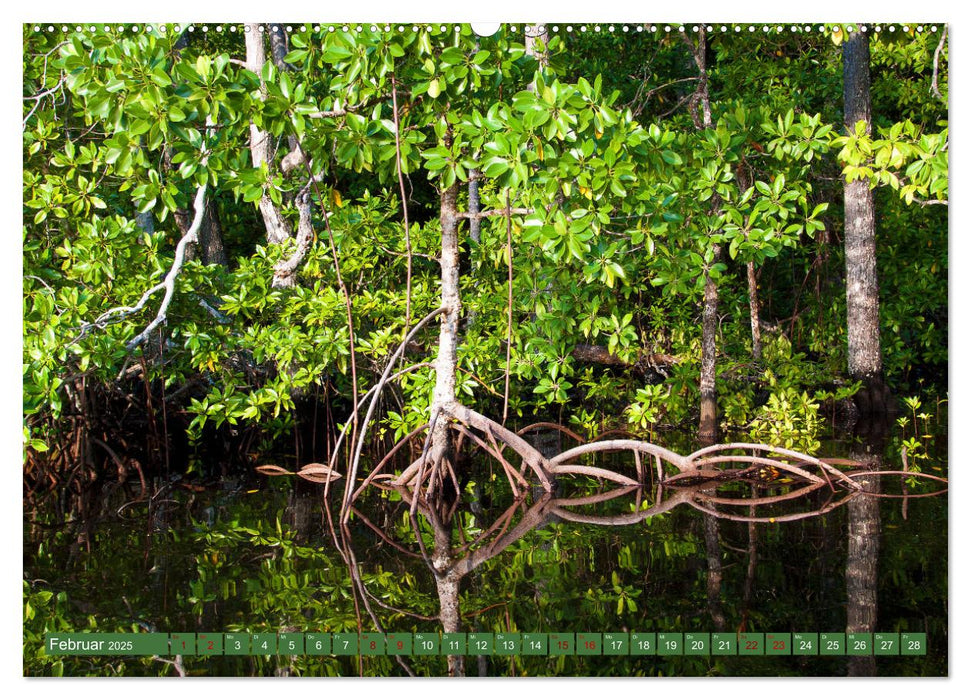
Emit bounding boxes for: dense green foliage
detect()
[23,22,947,479]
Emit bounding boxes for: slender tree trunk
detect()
[704,512,726,631]
[245,23,292,245]
[684,27,721,442]
[524,24,549,71]
[432,517,464,676]
[269,23,306,174]
[747,262,762,361]
[846,459,881,676]
[135,211,154,235]
[468,170,481,245]
[699,274,719,441]
[430,180,462,472]
[843,30,890,415]
[736,163,762,361]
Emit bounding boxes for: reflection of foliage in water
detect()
[24,447,946,677]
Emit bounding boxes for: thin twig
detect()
[502,192,513,425]
[391,74,414,334]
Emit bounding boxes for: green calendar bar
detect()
[794,633,818,655]
[901,633,927,655]
[170,633,197,655]
[712,633,736,655]
[198,633,223,655]
[684,633,709,656]
[766,633,791,656]
[874,633,899,656]
[414,632,439,655]
[386,633,413,655]
[251,633,276,655]
[820,633,845,656]
[467,633,493,655]
[657,633,683,656]
[224,633,250,655]
[603,633,629,655]
[305,633,331,655]
[521,633,547,655]
[360,633,385,656]
[739,633,764,655]
[278,633,303,655]
[495,633,521,655]
[577,633,601,656]
[333,633,358,655]
[44,633,169,656]
[40,631,926,657]
[847,633,872,656]
[549,633,574,655]
[442,633,466,655]
[630,633,655,655]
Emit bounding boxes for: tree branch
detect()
[458,207,532,220]
[931,25,947,100]
[126,183,209,351]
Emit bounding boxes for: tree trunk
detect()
[684,27,721,442]
[468,170,481,245]
[524,24,549,69]
[245,23,292,246]
[432,516,464,676]
[747,261,762,361]
[846,462,881,676]
[271,191,313,288]
[843,30,890,415]
[704,511,726,631]
[699,271,719,441]
[429,180,462,472]
[269,23,306,174]
[165,148,228,267]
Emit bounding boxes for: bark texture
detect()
[165,149,228,267]
[843,31,890,415]
[747,262,762,361]
[429,181,462,471]
[846,464,881,676]
[699,272,719,441]
[684,27,721,442]
[271,190,313,288]
[245,24,292,246]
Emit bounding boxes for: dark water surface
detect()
[23,428,948,677]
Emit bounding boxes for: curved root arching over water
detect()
[321,398,949,523]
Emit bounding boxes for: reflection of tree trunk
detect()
[843,30,890,416]
[431,511,464,676]
[286,480,315,543]
[846,444,882,676]
[741,485,758,615]
[435,572,464,676]
[699,432,726,631]
[704,512,726,632]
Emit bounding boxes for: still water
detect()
[23,428,947,677]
